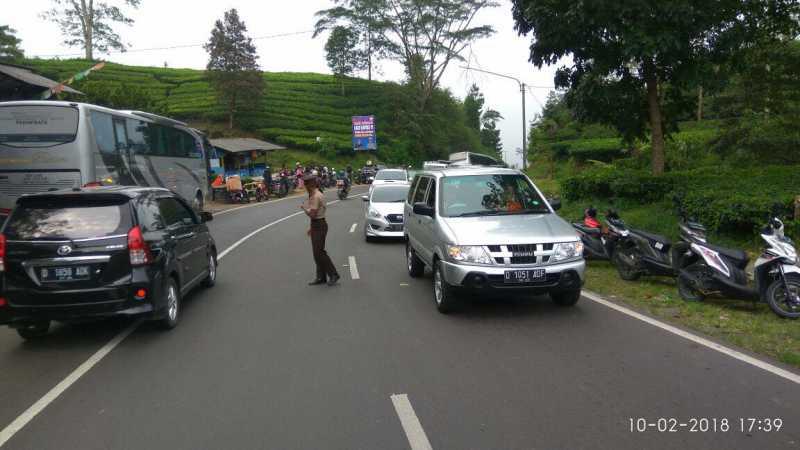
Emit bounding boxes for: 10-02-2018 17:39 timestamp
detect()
[629,417,784,433]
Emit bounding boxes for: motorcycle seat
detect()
[703,243,749,269]
[573,223,602,236]
[631,229,670,246]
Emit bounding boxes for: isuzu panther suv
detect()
[404,166,585,313]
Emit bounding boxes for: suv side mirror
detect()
[413,202,434,217]
[199,211,213,223]
[548,198,562,211]
[361,195,369,202]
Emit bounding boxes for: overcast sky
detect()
[10,0,564,167]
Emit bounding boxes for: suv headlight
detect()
[553,241,584,262]
[447,245,494,265]
[368,208,382,218]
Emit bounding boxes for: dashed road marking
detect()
[348,256,360,280]
[350,223,357,233]
[390,394,433,450]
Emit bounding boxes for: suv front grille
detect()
[487,243,555,266]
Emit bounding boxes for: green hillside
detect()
[22,59,480,164]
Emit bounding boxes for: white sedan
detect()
[362,184,410,241]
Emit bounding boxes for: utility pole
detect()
[460,66,537,170]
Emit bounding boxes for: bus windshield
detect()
[0,105,79,147]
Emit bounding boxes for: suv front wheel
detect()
[551,289,581,307]
[433,260,458,314]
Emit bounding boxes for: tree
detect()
[480,108,503,160]
[512,0,800,175]
[41,0,141,60]
[0,26,24,61]
[325,26,364,95]
[463,84,484,132]
[315,0,498,109]
[204,9,264,130]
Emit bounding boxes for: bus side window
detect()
[90,111,116,155]
[126,119,148,155]
[112,119,128,151]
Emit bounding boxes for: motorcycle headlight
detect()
[447,245,493,265]
[368,208,382,218]
[553,241,584,262]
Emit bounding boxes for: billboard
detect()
[352,115,377,151]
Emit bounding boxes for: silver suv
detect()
[404,166,585,313]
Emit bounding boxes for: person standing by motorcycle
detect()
[301,175,340,286]
[262,165,272,195]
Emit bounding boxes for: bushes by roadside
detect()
[561,166,800,233]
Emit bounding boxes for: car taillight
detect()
[0,233,6,272]
[83,181,103,188]
[127,226,152,266]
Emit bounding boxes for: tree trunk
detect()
[644,62,665,175]
[367,29,372,81]
[83,0,93,60]
[696,86,704,121]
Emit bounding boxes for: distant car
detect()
[362,184,410,241]
[0,186,217,339]
[370,169,408,192]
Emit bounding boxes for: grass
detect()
[584,260,800,368]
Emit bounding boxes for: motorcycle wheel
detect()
[766,273,800,319]
[338,190,347,200]
[677,264,706,302]
[612,247,641,281]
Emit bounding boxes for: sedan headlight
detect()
[447,245,494,265]
[368,208,382,218]
[553,241,584,262]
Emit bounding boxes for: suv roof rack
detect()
[423,152,506,170]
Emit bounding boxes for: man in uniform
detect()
[301,175,340,286]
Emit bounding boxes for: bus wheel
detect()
[193,193,204,212]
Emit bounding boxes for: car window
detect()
[440,174,550,217]
[371,185,409,203]
[4,197,132,240]
[407,176,420,204]
[136,196,165,231]
[413,177,430,204]
[158,197,196,228]
[426,179,436,209]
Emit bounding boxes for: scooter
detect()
[255,182,268,202]
[572,207,618,260]
[608,210,706,281]
[677,217,800,318]
[337,178,350,200]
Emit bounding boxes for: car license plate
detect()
[39,266,91,282]
[504,269,546,284]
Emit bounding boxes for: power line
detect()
[31,30,315,58]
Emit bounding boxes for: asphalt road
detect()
[0,186,798,450]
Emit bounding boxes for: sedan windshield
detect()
[441,174,551,217]
[371,185,409,203]
[375,170,406,181]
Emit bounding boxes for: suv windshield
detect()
[441,174,550,217]
[4,197,132,240]
[376,170,406,181]
[371,185,409,203]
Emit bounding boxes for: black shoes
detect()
[308,279,327,286]
[327,274,340,286]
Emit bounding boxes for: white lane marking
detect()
[0,319,141,447]
[350,223,357,233]
[348,256,360,280]
[390,394,433,450]
[583,291,800,385]
[0,193,366,446]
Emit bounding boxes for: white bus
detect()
[0,101,210,218]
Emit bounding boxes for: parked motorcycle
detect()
[337,179,350,200]
[608,210,706,281]
[255,182,268,202]
[677,217,800,318]
[572,207,618,260]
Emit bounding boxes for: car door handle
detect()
[175,232,196,240]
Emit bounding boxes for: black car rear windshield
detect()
[4,197,132,240]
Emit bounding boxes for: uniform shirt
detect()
[306,190,326,219]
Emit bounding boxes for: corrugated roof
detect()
[210,137,285,153]
[0,63,83,95]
